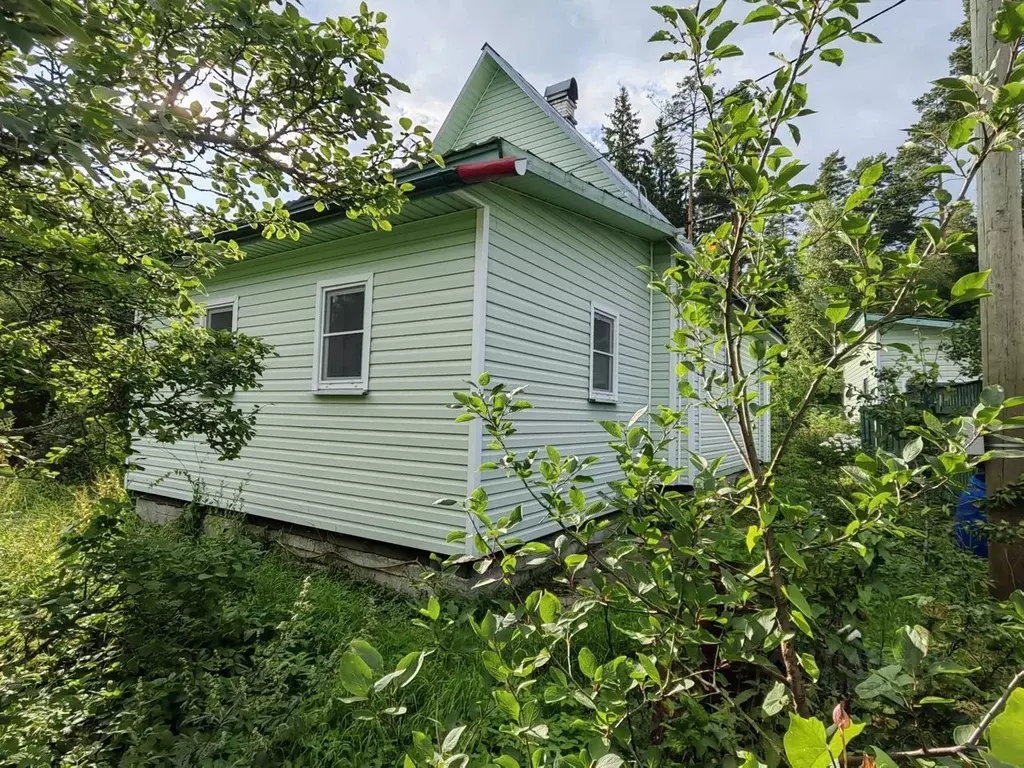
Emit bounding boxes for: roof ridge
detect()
[469,44,672,226]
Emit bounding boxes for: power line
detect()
[568,0,913,177]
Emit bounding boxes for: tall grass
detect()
[0,477,496,766]
[0,474,124,597]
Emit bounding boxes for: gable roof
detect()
[435,43,672,226]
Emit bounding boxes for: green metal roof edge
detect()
[495,139,678,239]
[865,313,956,329]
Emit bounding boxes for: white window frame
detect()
[589,301,619,403]
[311,273,373,395]
[203,296,238,332]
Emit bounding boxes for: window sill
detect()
[312,382,368,396]
[588,392,618,404]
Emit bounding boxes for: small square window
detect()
[590,304,618,403]
[313,275,372,394]
[203,298,237,332]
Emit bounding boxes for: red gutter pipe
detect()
[455,156,528,184]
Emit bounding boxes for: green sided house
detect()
[127,44,771,555]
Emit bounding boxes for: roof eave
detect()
[495,139,676,239]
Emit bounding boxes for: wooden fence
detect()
[859,379,982,502]
[859,379,983,455]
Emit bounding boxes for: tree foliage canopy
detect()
[0,0,433,474]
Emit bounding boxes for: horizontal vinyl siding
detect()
[878,324,968,386]
[650,250,685,468]
[127,211,477,553]
[842,330,878,412]
[452,70,622,198]
[476,187,656,538]
[696,345,763,477]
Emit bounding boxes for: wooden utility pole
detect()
[972,0,1024,597]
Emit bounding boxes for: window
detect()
[589,302,619,402]
[312,274,372,394]
[204,297,237,332]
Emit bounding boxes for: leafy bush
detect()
[0,482,494,766]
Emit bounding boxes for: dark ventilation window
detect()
[590,306,617,401]
[205,303,235,332]
[314,275,372,393]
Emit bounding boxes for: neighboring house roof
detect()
[434,43,672,226]
[863,313,956,330]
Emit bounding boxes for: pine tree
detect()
[815,151,852,202]
[647,117,686,226]
[665,74,732,238]
[602,86,645,185]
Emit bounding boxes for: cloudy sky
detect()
[322,0,964,176]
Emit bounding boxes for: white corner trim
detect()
[589,300,620,404]
[456,191,491,556]
[310,272,373,396]
[647,242,654,431]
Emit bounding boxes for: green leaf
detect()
[902,437,923,462]
[639,653,661,684]
[819,48,844,66]
[799,652,820,683]
[746,525,762,552]
[827,722,866,762]
[918,696,956,705]
[825,300,851,325]
[539,590,561,623]
[594,755,624,768]
[349,639,383,673]
[982,385,1006,408]
[481,650,508,682]
[738,752,768,768]
[419,595,440,621]
[779,536,807,570]
[784,584,815,617]
[994,0,1024,43]
[340,651,374,696]
[707,20,737,50]
[493,689,521,723]
[598,421,623,439]
[395,650,426,688]
[442,725,466,752]
[949,116,977,148]
[713,44,744,59]
[745,5,781,23]
[791,610,814,638]
[679,7,699,35]
[783,714,829,768]
[988,688,1024,765]
[763,681,789,716]
[859,161,884,187]
[951,270,991,299]
[844,186,873,212]
[578,647,598,679]
[870,747,899,768]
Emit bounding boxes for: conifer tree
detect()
[647,117,686,226]
[602,86,645,185]
[815,151,852,202]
